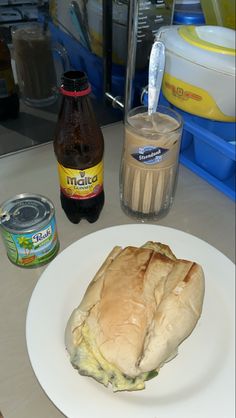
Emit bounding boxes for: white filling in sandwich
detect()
[65,242,205,392]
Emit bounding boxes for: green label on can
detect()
[1,217,59,268]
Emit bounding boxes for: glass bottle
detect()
[54,71,104,224]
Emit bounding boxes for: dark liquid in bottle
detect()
[54,71,104,224]
[60,190,104,224]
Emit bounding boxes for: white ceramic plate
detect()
[26,224,235,418]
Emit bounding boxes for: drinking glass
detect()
[12,23,69,107]
[120,105,183,221]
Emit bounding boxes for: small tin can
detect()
[0,193,60,268]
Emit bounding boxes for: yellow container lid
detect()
[179,25,235,55]
[157,25,235,74]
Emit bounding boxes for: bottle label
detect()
[0,68,15,98]
[57,161,103,199]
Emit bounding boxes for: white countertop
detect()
[0,122,235,418]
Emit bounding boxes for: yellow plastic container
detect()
[200,0,235,29]
[157,25,236,121]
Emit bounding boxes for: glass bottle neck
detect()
[60,86,91,97]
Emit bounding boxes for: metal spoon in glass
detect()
[148,38,165,117]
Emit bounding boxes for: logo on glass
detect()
[132,146,168,165]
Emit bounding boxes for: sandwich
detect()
[65,241,205,392]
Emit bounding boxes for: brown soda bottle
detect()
[53,71,104,224]
[0,37,19,121]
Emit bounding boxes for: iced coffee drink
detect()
[12,23,57,107]
[120,106,183,220]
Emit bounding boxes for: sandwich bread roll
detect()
[65,241,205,391]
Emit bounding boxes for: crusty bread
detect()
[65,242,205,379]
[142,241,177,260]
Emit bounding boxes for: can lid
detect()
[0,194,54,233]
